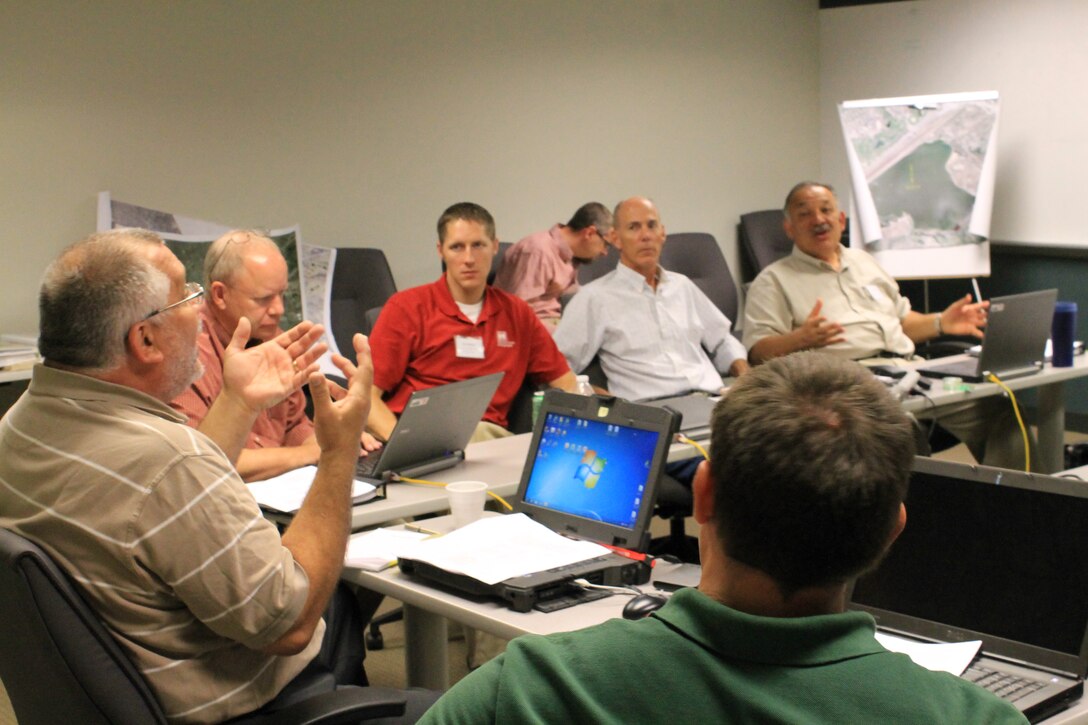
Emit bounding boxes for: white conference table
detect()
[897,353,1088,473]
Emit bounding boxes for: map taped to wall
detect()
[97,192,345,376]
[838,91,999,279]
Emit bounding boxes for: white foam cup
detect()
[446,480,488,529]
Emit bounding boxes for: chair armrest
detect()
[234,686,407,725]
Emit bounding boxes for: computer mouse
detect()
[622,592,669,620]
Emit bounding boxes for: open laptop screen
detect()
[514,391,679,552]
[523,411,660,529]
[850,458,1088,674]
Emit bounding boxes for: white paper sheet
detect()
[398,513,610,585]
[876,632,981,676]
[345,528,430,571]
[247,465,376,514]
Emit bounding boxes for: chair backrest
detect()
[576,244,620,285]
[661,232,739,323]
[737,209,793,283]
[330,248,398,353]
[490,241,511,285]
[0,527,166,725]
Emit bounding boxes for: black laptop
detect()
[919,289,1057,383]
[355,373,503,483]
[849,456,1087,722]
[399,390,680,612]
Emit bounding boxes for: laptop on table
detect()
[399,390,681,612]
[849,456,1087,722]
[355,373,503,483]
[919,289,1058,383]
[643,391,720,440]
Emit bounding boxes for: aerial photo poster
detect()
[838,91,999,279]
[97,192,344,375]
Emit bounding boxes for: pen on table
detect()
[971,278,982,303]
[403,523,443,536]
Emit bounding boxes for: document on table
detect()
[248,465,377,514]
[345,528,431,571]
[875,632,981,675]
[399,513,609,585]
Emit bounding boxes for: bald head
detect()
[204,230,289,342]
[610,197,666,282]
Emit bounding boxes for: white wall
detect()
[0,0,820,334]
[820,0,1088,246]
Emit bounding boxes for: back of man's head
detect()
[567,202,612,235]
[709,352,914,594]
[39,229,168,371]
[437,202,496,243]
[203,229,280,290]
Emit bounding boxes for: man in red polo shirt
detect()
[368,202,576,441]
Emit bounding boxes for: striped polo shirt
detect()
[0,364,322,723]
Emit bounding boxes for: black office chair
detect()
[330,248,398,354]
[576,244,620,285]
[737,209,794,285]
[0,527,407,725]
[661,232,740,324]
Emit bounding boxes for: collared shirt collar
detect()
[790,244,847,273]
[200,304,234,351]
[30,363,186,424]
[432,275,495,325]
[655,588,885,667]
[613,261,666,291]
[548,224,574,265]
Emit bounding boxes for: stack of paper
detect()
[248,465,377,514]
[401,514,609,585]
[344,528,431,571]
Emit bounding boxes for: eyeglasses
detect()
[144,282,204,320]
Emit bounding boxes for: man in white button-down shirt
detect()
[555,196,749,403]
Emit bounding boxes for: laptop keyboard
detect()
[355,455,380,479]
[962,664,1045,702]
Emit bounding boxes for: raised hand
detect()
[941,294,989,338]
[221,318,328,413]
[309,333,373,459]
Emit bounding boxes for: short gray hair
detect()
[567,202,612,235]
[38,229,169,370]
[783,181,836,216]
[203,229,278,290]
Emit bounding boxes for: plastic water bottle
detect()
[575,374,594,396]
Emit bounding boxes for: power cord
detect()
[985,373,1031,473]
[572,578,645,596]
[676,434,709,459]
[391,474,514,510]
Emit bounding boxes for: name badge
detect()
[454,335,486,359]
[864,284,889,305]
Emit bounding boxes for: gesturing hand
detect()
[941,294,989,338]
[221,318,328,414]
[794,299,846,350]
[309,333,373,459]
